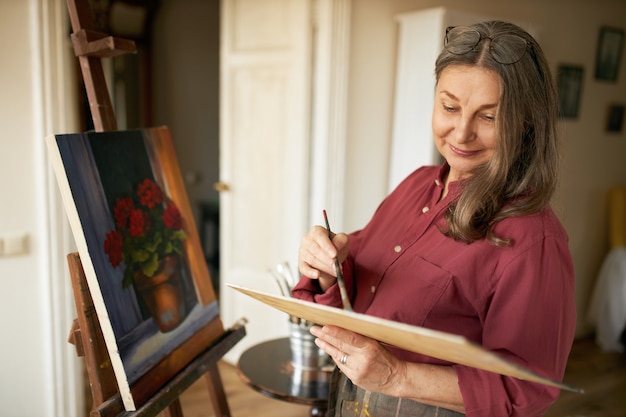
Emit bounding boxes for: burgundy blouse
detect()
[292,164,576,417]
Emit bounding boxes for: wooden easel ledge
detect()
[71,29,136,58]
[92,321,247,417]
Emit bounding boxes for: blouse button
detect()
[435,179,441,186]
[394,245,402,253]
[422,206,429,213]
[371,285,376,293]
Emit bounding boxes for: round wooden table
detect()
[237,337,333,416]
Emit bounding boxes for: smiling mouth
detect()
[449,144,480,157]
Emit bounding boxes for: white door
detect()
[218,0,313,362]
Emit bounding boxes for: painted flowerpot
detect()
[133,254,188,332]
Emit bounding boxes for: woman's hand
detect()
[310,325,405,395]
[298,226,349,291]
[310,325,465,413]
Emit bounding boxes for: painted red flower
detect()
[104,230,123,267]
[103,177,186,286]
[137,178,163,208]
[113,197,134,230]
[163,203,183,229]
[129,209,149,237]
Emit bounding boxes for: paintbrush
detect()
[322,210,353,311]
[268,268,290,297]
[276,261,295,290]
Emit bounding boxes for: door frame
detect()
[308,0,351,231]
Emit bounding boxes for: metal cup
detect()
[289,318,330,370]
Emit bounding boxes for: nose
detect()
[454,116,476,144]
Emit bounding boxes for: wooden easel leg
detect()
[77,55,118,132]
[204,363,231,417]
[162,399,184,417]
[67,252,119,410]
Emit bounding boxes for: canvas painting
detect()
[46,126,223,410]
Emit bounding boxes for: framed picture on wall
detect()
[606,104,625,133]
[557,65,585,119]
[595,26,624,81]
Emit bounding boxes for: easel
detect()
[64,0,245,415]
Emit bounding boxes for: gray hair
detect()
[435,21,559,245]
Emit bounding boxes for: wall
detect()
[343,0,626,336]
[0,0,82,416]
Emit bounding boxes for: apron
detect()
[327,368,466,417]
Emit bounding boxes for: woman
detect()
[292,21,576,417]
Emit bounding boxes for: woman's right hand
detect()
[298,225,349,291]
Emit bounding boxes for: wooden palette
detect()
[228,284,582,393]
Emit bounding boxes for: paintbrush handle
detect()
[322,210,353,311]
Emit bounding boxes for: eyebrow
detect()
[439,90,499,110]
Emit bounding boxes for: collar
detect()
[436,162,462,200]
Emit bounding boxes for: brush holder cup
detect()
[289,318,330,370]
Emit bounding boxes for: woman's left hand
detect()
[310,324,405,395]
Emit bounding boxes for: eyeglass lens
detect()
[445,26,528,65]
